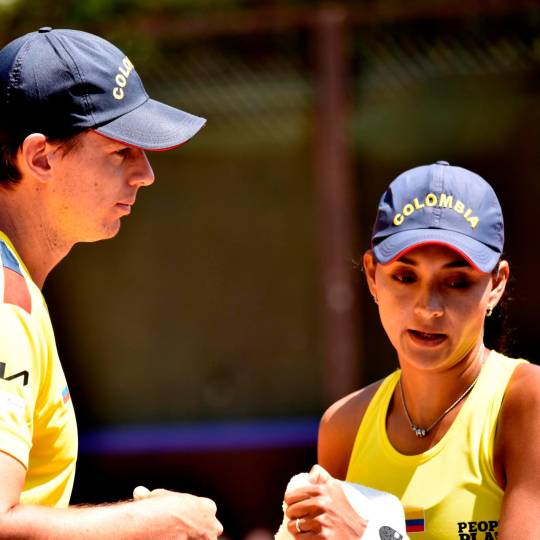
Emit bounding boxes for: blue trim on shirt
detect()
[0,241,22,275]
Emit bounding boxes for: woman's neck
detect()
[397,342,487,429]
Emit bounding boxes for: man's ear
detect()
[487,259,510,311]
[363,250,378,300]
[18,134,52,182]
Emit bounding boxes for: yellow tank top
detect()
[346,351,527,540]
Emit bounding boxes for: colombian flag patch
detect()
[405,507,425,533]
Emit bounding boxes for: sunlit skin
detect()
[44,131,155,245]
[365,245,507,373]
[0,131,155,287]
[285,243,540,539]
[0,130,225,538]
[364,244,509,436]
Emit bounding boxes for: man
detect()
[0,27,222,538]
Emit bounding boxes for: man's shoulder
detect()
[0,238,33,315]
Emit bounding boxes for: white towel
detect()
[275,473,408,540]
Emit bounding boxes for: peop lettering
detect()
[457,520,498,540]
[112,57,135,100]
[0,362,28,386]
[392,193,480,229]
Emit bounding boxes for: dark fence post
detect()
[314,7,362,405]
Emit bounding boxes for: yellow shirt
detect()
[0,232,77,507]
[346,351,527,540]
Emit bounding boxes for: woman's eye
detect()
[393,273,415,284]
[447,279,470,289]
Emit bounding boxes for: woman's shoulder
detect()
[320,378,386,429]
[495,359,540,486]
[501,360,540,412]
[318,377,387,480]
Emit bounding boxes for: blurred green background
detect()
[2,1,539,538]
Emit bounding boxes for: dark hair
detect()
[0,130,84,188]
[0,133,24,187]
[484,258,514,354]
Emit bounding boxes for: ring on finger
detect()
[295,518,303,533]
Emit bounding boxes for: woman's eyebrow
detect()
[395,256,472,268]
[444,260,472,268]
[396,256,416,265]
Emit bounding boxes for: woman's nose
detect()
[413,286,444,319]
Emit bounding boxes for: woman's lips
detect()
[407,329,447,347]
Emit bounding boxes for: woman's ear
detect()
[487,259,510,311]
[363,250,378,301]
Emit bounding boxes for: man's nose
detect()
[129,150,155,187]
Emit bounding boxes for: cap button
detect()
[436,160,449,166]
[38,27,53,33]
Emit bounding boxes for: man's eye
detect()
[115,148,130,157]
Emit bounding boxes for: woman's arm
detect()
[496,363,540,539]
[318,380,382,480]
[280,382,383,539]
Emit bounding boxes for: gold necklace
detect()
[398,371,482,438]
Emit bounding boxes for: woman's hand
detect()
[284,465,368,539]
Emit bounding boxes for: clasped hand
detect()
[133,485,223,539]
[284,465,368,539]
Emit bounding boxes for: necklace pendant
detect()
[413,426,427,438]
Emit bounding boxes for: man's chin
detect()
[78,222,121,244]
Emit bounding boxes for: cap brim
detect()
[373,229,501,273]
[95,98,206,151]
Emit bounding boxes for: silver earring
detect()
[486,305,493,317]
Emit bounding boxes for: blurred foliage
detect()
[1,0,538,71]
[2,0,536,41]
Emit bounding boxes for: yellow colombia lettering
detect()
[113,57,134,101]
[439,193,453,208]
[454,200,465,214]
[425,193,437,207]
[392,193,479,229]
[413,197,424,210]
[403,204,414,217]
[393,214,404,226]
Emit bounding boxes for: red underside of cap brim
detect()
[379,240,490,274]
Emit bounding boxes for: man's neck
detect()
[0,194,72,289]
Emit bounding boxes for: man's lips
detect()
[116,201,134,214]
[407,329,447,346]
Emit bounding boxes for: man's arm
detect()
[0,451,223,539]
[496,363,540,539]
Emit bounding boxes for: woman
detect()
[284,162,540,539]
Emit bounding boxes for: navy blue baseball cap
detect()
[0,27,206,150]
[371,161,504,273]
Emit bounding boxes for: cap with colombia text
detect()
[371,161,504,273]
[0,27,206,150]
